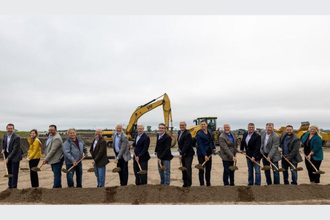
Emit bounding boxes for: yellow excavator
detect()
[275,121,330,146]
[188,117,220,145]
[102,93,173,146]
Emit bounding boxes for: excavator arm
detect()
[125,93,173,140]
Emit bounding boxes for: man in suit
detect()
[112,124,131,186]
[133,124,150,185]
[1,123,22,189]
[177,121,195,187]
[240,123,262,186]
[155,123,173,185]
[90,129,109,187]
[260,122,281,185]
[280,125,303,185]
[42,125,64,188]
[219,124,238,186]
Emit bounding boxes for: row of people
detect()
[1,121,324,188]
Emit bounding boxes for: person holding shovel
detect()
[240,123,262,186]
[301,125,324,184]
[133,124,150,185]
[260,123,281,185]
[63,128,87,188]
[1,123,22,189]
[178,121,195,187]
[90,129,109,187]
[155,123,173,185]
[219,124,238,186]
[42,124,64,188]
[27,129,43,188]
[196,120,215,186]
[279,125,303,185]
[113,124,131,186]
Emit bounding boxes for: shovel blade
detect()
[261,165,271,171]
[31,167,41,172]
[112,167,121,173]
[178,167,187,171]
[3,174,13,178]
[20,168,30,171]
[296,167,304,171]
[61,168,69,173]
[278,168,285,172]
[195,164,204,170]
[313,170,325,175]
[137,170,147,175]
[87,167,95,172]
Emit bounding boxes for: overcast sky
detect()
[0,15,330,131]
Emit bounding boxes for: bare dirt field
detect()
[0,136,329,204]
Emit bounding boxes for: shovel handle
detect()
[239,151,263,168]
[67,155,86,172]
[262,153,279,171]
[282,155,296,170]
[2,152,9,176]
[305,156,321,173]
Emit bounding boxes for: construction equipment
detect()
[195,155,212,170]
[61,155,86,174]
[282,155,303,171]
[102,93,174,145]
[305,156,325,175]
[261,153,285,172]
[275,121,330,146]
[238,151,271,171]
[2,152,13,178]
[188,117,220,145]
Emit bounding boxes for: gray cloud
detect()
[0,15,330,131]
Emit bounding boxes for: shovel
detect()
[229,159,239,171]
[282,155,303,171]
[158,159,165,171]
[62,155,86,174]
[262,153,285,172]
[305,156,325,175]
[2,152,13,178]
[136,160,147,175]
[178,157,187,171]
[195,155,211,170]
[31,163,45,172]
[238,151,271,171]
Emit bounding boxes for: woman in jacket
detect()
[301,125,324,184]
[27,129,42,187]
[196,120,215,186]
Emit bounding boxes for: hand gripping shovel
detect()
[178,157,187,171]
[62,155,86,173]
[262,153,285,172]
[2,152,13,178]
[239,151,271,171]
[305,156,325,175]
[282,155,303,171]
[195,155,211,170]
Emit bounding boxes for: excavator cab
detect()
[193,117,217,132]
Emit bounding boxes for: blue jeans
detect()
[94,165,106,187]
[158,160,171,185]
[66,162,83,187]
[51,159,63,188]
[282,160,298,185]
[247,158,261,185]
[262,158,280,185]
[222,160,235,186]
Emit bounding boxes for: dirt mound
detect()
[1,184,330,204]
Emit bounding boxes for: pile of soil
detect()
[1,184,330,204]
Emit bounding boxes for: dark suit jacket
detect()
[240,132,262,161]
[280,133,303,163]
[2,133,22,162]
[133,133,150,162]
[155,133,173,160]
[177,130,195,157]
[90,137,109,167]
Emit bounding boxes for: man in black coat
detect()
[155,123,173,185]
[90,129,109,187]
[1,123,22,189]
[177,121,195,187]
[133,124,150,185]
[240,123,262,186]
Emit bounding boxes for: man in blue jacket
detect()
[63,128,87,188]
